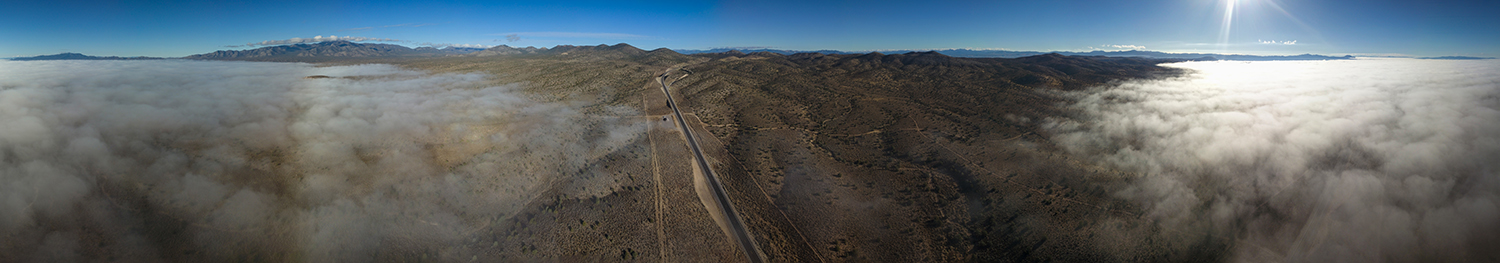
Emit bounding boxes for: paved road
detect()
[657,70,767,263]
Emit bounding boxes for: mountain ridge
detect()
[8,52,165,61]
[182,41,483,61]
[678,48,1356,61]
[174,41,1358,63]
[21,43,1404,63]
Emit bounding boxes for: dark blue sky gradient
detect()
[2,0,1495,57]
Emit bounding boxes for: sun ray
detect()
[1218,0,1237,52]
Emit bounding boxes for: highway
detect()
[657,69,767,263]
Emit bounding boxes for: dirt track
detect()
[657,69,767,263]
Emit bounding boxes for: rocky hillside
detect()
[661,51,1202,262]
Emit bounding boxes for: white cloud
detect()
[1097,44,1146,50]
[415,42,494,48]
[1045,59,1500,261]
[491,32,651,39]
[1259,39,1297,45]
[232,35,405,47]
[446,44,491,48]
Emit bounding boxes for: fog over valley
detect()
[0,60,646,261]
[1045,59,1500,262]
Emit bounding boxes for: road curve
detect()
[657,70,767,263]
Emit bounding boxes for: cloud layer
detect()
[1260,39,1298,45]
[491,32,650,39]
[1102,44,1146,50]
[1046,59,1500,262]
[0,60,644,261]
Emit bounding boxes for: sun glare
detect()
[1218,0,1238,52]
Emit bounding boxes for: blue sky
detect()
[2,0,1496,57]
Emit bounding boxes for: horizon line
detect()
[2,41,1463,59]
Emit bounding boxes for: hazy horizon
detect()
[8,43,1434,60]
[3,0,1496,58]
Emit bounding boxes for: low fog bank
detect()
[1046,59,1500,262]
[0,60,644,261]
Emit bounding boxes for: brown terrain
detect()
[379,44,1223,262]
[0,42,1225,262]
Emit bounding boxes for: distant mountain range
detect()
[182,41,483,61]
[6,42,1372,62]
[1417,56,1495,60]
[678,48,1356,61]
[468,43,701,67]
[680,48,852,56]
[177,41,664,62]
[8,52,165,61]
[468,45,547,56]
[463,43,648,58]
[171,42,1362,62]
